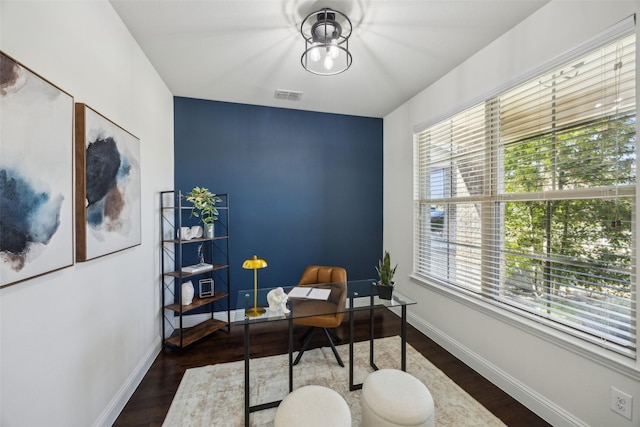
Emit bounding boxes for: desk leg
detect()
[369,294,375,369]
[401,305,407,371]
[244,322,250,427]
[349,297,355,391]
[243,316,290,419]
[288,316,293,392]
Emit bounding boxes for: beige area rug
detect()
[163,336,506,426]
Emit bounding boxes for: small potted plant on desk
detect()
[376,250,397,300]
[185,186,221,238]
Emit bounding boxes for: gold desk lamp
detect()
[242,255,268,317]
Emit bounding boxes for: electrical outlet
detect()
[610,387,633,420]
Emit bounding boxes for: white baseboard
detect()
[92,308,230,426]
[407,312,587,427]
[94,336,162,427]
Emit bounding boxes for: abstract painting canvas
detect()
[75,104,141,262]
[0,52,74,288]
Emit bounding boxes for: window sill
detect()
[409,273,640,380]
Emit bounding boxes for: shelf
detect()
[162,205,229,211]
[165,292,229,313]
[164,318,229,348]
[164,263,229,278]
[162,236,229,244]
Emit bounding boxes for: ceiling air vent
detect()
[275,89,303,101]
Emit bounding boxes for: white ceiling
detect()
[110,0,549,118]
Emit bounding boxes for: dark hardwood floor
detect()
[114,309,551,426]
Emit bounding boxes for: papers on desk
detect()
[287,287,331,300]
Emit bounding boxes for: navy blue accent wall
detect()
[174,97,383,304]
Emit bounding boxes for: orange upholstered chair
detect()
[292,266,347,367]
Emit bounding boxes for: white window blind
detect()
[414,23,636,357]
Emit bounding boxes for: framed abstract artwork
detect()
[75,103,141,262]
[0,52,75,288]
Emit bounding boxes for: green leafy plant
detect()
[376,251,397,287]
[184,186,221,225]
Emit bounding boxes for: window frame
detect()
[412,20,637,362]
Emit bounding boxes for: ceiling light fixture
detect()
[300,8,352,76]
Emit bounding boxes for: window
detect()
[414,26,636,357]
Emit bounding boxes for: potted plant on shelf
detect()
[375,250,397,300]
[184,186,221,238]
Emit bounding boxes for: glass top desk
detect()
[234,279,416,427]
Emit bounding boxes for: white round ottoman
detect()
[274,385,351,427]
[361,369,434,427]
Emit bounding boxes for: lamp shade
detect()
[243,255,268,269]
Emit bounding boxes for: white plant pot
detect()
[204,223,214,238]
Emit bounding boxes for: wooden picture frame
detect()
[75,103,141,262]
[0,52,75,288]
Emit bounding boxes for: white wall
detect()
[0,1,173,426]
[384,1,640,426]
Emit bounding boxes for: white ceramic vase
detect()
[181,281,195,305]
[190,225,203,238]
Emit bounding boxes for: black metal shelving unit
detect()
[160,190,231,349]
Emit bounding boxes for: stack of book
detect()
[182,263,213,274]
